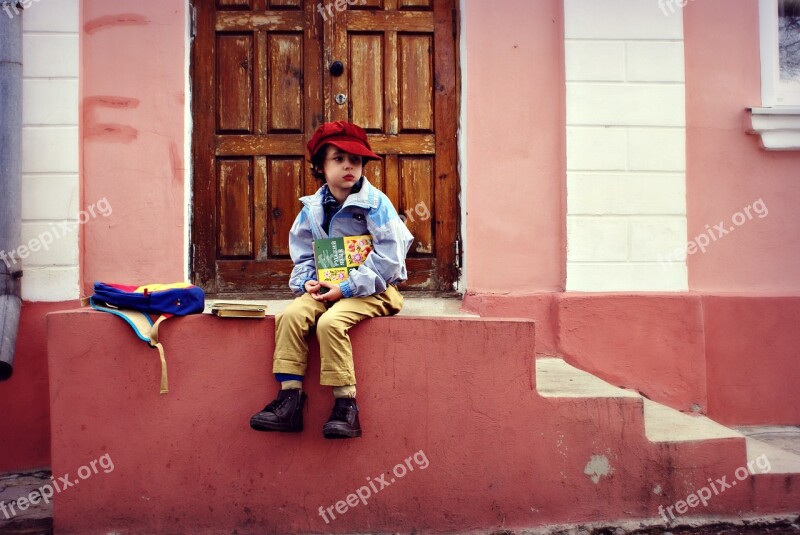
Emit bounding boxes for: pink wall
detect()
[684,0,800,292]
[464,0,566,294]
[81,1,187,294]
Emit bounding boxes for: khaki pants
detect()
[273,285,404,386]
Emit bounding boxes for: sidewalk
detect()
[0,470,51,534]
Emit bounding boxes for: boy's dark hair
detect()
[309,146,327,180]
[309,143,368,181]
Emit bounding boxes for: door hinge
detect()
[190,5,197,40]
[454,239,462,269]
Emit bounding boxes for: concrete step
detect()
[738,425,800,456]
[536,357,800,473]
[204,296,478,317]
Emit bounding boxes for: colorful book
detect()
[313,235,373,293]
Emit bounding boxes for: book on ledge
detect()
[313,235,373,294]
[210,302,268,318]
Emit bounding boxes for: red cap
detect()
[307,121,381,162]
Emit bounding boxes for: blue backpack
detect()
[89,282,205,394]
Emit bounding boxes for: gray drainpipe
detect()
[0,5,24,381]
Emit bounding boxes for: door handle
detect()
[330,61,344,77]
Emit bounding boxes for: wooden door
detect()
[191,0,459,295]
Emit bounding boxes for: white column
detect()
[565,0,688,291]
[20,0,80,301]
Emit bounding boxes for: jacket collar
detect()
[301,176,378,210]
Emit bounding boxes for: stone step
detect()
[536,357,800,473]
[204,296,478,317]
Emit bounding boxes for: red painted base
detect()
[0,301,79,472]
[46,310,798,533]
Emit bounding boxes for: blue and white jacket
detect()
[288,177,414,297]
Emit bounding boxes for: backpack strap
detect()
[89,297,170,394]
[149,315,171,394]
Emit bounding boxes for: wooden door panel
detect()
[267,33,304,132]
[217,35,254,133]
[193,0,458,295]
[400,156,434,255]
[268,158,303,256]
[217,158,253,258]
[398,34,433,131]
[349,34,384,131]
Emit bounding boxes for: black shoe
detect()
[322,398,362,439]
[250,388,306,432]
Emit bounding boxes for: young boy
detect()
[250,121,413,439]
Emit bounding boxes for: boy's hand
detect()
[304,280,321,294]
[310,281,342,303]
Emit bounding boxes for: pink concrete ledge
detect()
[46,310,798,533]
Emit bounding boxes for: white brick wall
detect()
[565,0,688,292]
[20,0,80,301]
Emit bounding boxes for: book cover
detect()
[313,235,372,292]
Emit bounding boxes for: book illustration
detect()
[314,235,373,292]
[319,268,348,282]
[344,236,372,266]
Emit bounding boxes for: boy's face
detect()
[322,145,363,193]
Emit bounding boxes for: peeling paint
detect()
[653,484,663,495]
[84,13,150,35]
[556,433,568,458]
[583,455,613,484]
[415,241,432,254]
[83,96,141,143]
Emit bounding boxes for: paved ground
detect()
[0,484,796,535]
[0,470,51,535]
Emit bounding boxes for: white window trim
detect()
[749,0,800,149]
